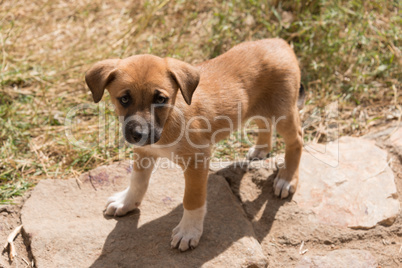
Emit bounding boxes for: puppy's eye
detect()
[121,96,129,103]
[119,95,131,107]
[155,95,168,104]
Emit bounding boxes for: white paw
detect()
[105,188,140,216]
[246,146,270,160]
[171,205,206,251]
[273,176,296,199]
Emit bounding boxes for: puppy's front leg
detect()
[171,160,209,251]
[105,156,155,216]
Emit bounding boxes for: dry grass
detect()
[0,0,401,203]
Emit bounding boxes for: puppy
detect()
[85,38,304,251]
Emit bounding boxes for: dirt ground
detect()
[1,130,401,268]
[0,195,33,268]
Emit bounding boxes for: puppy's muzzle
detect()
[123,116,161,146]
[130,125,149,143]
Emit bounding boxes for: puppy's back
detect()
[196,39,301,118]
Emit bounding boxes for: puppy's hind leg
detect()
[246,118,272,160]
[105,154,156,216]
[273,110,303,199]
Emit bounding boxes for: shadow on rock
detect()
[216,161,291,242]
[90,161,288,267]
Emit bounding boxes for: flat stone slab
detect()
[21,161,267,268]
[390,126,402,160]
[295,137,400,229]
[296,249,377,268]
[390,126,402,148]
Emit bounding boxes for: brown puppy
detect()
[85,38,304,251]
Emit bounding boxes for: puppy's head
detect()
[85,55,199,146]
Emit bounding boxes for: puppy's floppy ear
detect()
[166,57,200,105]
[85,59,119,103]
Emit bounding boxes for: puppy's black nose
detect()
[131,127,149,143]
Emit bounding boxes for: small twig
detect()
[88,172,97,191]
[75,178,82,190]
[299,241,304,252]
[21,256,30,266]
[53,166,60,180]
[71,169,82,190]
[3,224,23,262]
[30,142,49,178]
[299,241,308,255]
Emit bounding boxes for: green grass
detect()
[0,0,401,203]
[0,180,33,205]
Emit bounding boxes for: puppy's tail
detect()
[297,83,306,110]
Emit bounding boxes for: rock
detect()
[295,137,400,229]
[363,124,402,159]
[390,126,402,148]
[217,137,400,230]
[296,249,377,268]
[390,126,402,159]
[363,125,400,140]
[21,161,267,268]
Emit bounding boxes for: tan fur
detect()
[86,38,303,248]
